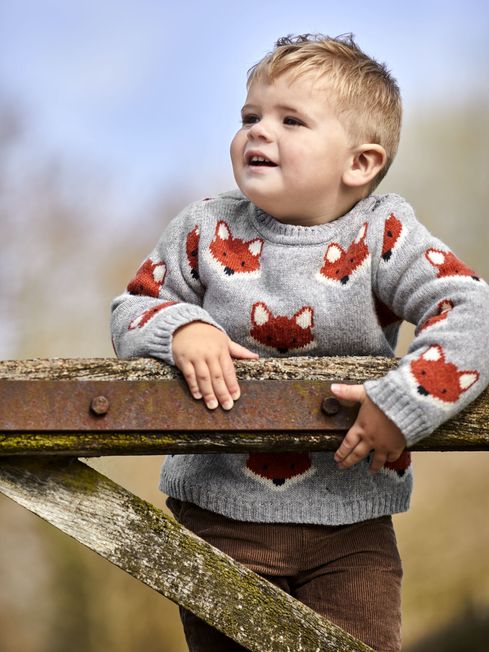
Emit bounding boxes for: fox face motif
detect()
[418,299,454,333]
[244,452,314,490]
[128,301,177,330]
[410,345,479,404]
[186,225,200,280]
[317,223,370,286]
[250,302,315,354]
[208,221,263,278]
[127,258,167,298]
[382,450,412,479]
[425,249,480,281]
[381,213,406,262]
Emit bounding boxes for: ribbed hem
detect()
[364,375,430,446]
[159,477,412,526]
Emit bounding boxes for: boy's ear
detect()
[342,144,387,189]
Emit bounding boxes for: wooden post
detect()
[0,457,373,652]
[1,356,488,651]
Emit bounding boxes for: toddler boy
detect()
[111,34,489,651]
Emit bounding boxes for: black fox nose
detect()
[340,275,349,285]
[273,478,285,486]
[224,267,235,276]
[417,385,429,396]
[382,250,392,261]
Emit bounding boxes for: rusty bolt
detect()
[321,397,340,416]
[90,395,110,416]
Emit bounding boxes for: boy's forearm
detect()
[111,295,225,365]
[367,198,489,445]
[110,200,225,365]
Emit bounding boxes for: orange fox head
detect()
[208,221,263,277]
[418,299,454,333]
[425,249,479,281]
[127,258,167,298]
[245,452,313,490]
[382,450,411,478]
[186,225,200,280]
[318,223,369,285]
[250,302,315,354]
[410,345,479,404]
[128,301,177,330]
[382,213,405,261]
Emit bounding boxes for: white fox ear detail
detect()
[295,307,314,329]
[129,314,144,330]
[326,244,343,263]
[216,221,231,240]
[355,223,368,244]
[153,262,167,284]
[426,249,445,266]
[422,345,443,362]
[439,300,453,313]
[459,371,479,392]
[248,239,263,257]
[251,302,270,326]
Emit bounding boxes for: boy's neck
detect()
[266,186,369,227]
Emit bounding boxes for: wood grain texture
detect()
[0,457,373,652]
[0,357,488,454]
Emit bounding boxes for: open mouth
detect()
[247,155,277,167]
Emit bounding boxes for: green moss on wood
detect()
[0,457,374,650]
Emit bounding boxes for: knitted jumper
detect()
[111,191,489,525]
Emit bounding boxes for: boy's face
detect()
[230,71,355,225]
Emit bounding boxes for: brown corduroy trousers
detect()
[167,498,402,652]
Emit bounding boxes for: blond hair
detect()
[247,34,402,189]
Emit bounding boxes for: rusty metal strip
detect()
[0,379,358,433]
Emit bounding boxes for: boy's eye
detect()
[241,114,259,125]
[283,116,304,127]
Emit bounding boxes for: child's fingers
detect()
[334,430,362,463]
[178,361,203,400]
[368,451,388,474]
[193,360,220,410]
[220,354,241,401]
[206,359,235,410]
[228,340,260,359]
[336,439,371,469]
[330,383,366,403]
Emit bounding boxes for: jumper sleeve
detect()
[364,197,489,446]
[111,202,224,365]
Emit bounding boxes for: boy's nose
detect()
[247,120,273,142]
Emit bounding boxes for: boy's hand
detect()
[331,384,406,474]
[172,322,259,410]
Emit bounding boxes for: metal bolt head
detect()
[321,397,340,416]
[90,395,110,416]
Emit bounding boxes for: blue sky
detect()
[1,0,488,209]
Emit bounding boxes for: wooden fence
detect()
[0,356,488,652]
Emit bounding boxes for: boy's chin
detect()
[237,187,284,218]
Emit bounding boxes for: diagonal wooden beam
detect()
[0,457,372,652]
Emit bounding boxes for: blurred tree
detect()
[0,100,188,652]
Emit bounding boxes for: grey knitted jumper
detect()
[111,191,489,525]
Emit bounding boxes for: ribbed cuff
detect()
[145,304,225,365]
[364,375,430,446]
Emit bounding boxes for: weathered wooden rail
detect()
[0,357,488,652]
